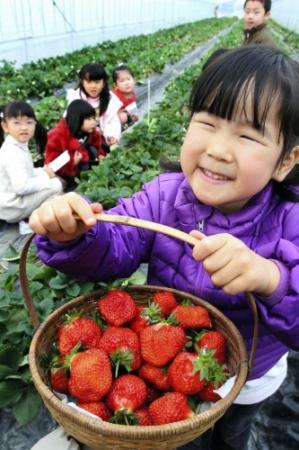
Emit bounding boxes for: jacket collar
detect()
[174,176,275,233]
[6,134,29,152]
[244,23,267,39]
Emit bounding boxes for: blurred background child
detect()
[0,101,63,234]
[112,63,139,127]
[45,100,103,192]
[66,63,121,148]
[243,0,277,47]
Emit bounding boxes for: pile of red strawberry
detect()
[49,289,229,426]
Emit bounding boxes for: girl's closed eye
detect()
[240,134,258,142]
[194,117,215,129]
[200,121,215,128]
[239,132,264,145]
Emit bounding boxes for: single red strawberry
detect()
[138,363,170,391]
[140,323,186,367]
[129,303,162,333]
[195,330,226,364]
[50,356,68,393]
[99,326,141,376]
[135,408,152,425]
[168,352,205,395]
[149,392,193,425]
[57,314,102,355]
[169,348,229,396]
[97,290,137,326]
[128,306,150,334]
[77,401,112,420]
[197,381,222,403]
[151,291,178,317]
[171,305,212,329]
[68,348,112,402]
[107,374,147,413]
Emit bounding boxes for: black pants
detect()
[178,401,264,450]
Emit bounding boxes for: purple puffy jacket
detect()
[35,173,299,380]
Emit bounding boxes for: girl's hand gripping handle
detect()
[29,192,103,242]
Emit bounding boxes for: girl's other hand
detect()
[190,231,280,296]
[106,136,118,145]
[43,164,56,178]
[74,150,83,166]
[29,192,103,242]
[130,114,139,123]
[118,111,128,124]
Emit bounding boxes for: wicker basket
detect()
[20,218,258,450]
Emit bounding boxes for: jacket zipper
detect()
[198,219,204,233]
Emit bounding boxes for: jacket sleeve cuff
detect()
[255,260,289,307]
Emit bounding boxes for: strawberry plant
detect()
[0,17,236,104]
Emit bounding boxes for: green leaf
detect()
[0,310,9,323]
[125,269,146,286]
[36,297,54,318]
[2,244,20,262]
[26,263,46,280]
[66,283,81,297]
[13,384,42,425]
[0,345,23,370]
[0,379,24,407]
[49,276,68,290]
[0,365,15,380]
[19,366,32,384]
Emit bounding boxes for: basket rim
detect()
[29,284,249,439]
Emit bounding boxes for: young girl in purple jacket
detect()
[30,46,299,450]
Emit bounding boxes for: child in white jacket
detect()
[0,101,63,229]
[66,63,122,148]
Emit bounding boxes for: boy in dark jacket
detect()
[243,0,276,47]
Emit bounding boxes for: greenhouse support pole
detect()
[147,76,151,125]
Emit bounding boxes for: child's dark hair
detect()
[243,0,271,13]
[66,99,96,137]
[112,64,135,83]
[0,100,47,155]
[78,63,109,115]
[190,45,299,200]
[202,48,229,71]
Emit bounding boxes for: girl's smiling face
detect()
[180,100,287,213]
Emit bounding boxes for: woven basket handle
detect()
[19,214,258,371]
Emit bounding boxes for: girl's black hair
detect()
[189,45,299,201]
[78,63,110,115]
[202,48,230,71]
[112,64,135,83]
[66,99,96,137]
[0,100,47,155]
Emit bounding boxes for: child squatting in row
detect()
[0,101,63,231]
[30,45,299,450]
[44,99,104,192]
[66,62,138,148]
